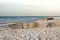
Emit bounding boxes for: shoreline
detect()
[0,17,60,29]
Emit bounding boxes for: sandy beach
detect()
[0,17,60,40]
[0,26,60,40]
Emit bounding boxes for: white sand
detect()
[0,26,60,40]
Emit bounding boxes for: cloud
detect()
[0,0,60,16]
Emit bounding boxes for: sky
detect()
[0,0,60,16]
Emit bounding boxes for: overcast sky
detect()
[0,0,60,16]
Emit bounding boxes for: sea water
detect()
[0,16,59,26]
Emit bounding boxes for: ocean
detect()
[0,16,59,26]
[0,16,47,23]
